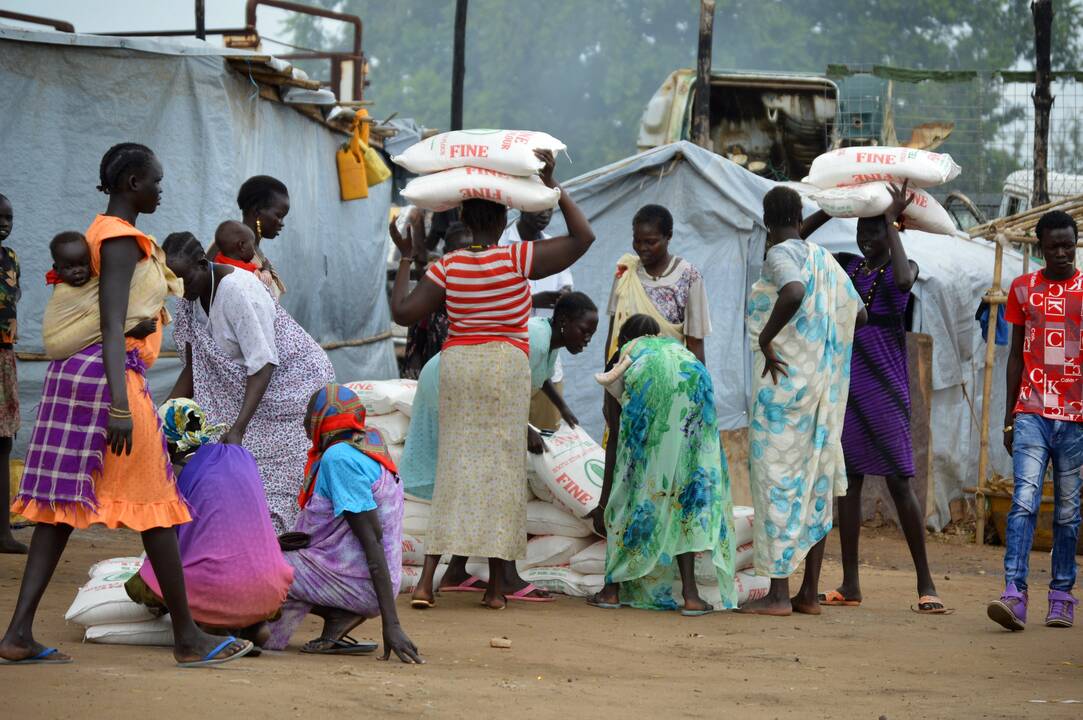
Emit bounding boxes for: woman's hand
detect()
[760,339,788,385]
[220,426,245,445]
[559,404,579,428]
[1003,416,1015,455]
[884,180,913,224]
[380,622,423,664]
[535,149,557,188]
[389,219,415,259]
[107,414,134,456]
[527,426,548,455]
[588,506,607,537]
[125,317,158,340]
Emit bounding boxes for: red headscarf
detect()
[298,383,398,509]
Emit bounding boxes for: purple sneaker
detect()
[987,583,1027,631]
[1044,590,1077,628]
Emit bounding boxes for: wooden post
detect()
[450,0,468,132]
[975,236,1007,545]
[195,0,206,40]
[1032,0,1054,207]
[692,0,715,149]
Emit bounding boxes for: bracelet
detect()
[108,406,132,419]
[1003,424,1013,432]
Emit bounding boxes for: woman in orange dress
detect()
[0,143,253,667]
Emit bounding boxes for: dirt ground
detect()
[1,524,1080,720]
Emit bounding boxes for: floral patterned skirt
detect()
[604,337,736,610]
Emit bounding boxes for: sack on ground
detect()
[810,182,955,235]
[392,388,417,418]
[85,616,174,646]
[526,500,592,538]
[65,570,156,627]
[365,411,410,445]
[520,566,603,598]
[399,564,448,594]
[693,541,754,584]
[402,167,560,213]
[804,147,960,189]
[681,569,770,607]
[527,463,557,503]
[404,499,431,537]
[733,506,754,547]
[88,556,144,579]
[529,424,605,518]
[569,540,606,575]
[519,535,594,571]
[344,379,417,416]
[392,129,566,175]
[402,533,426,566]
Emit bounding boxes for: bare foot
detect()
[172,631,251,665]
[411,585,435,606]
[0,533,27,555]
[682,590,711,613]
[791,596,822,615]
[586,583,621,608]
[315,607,365,641]
[0,636,72,663]
[735,595,793,616]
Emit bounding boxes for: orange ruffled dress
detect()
[12,215,190,530]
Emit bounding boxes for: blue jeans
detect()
[1005,413,1083,592]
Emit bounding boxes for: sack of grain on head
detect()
[810,181,956,235]
[402,167,560,213]
[393,129,566,176]
[804,146,960,190]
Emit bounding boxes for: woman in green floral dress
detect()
[588,314,736,614]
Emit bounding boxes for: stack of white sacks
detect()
[392,129,566,212]
[803,146,962,235]
[64,557,175,646]
[348,381,769,605]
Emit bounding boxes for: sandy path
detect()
[1,525,1080,719]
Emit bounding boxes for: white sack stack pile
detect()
[65,557,174,646]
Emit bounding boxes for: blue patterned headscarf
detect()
[158,398,227,452]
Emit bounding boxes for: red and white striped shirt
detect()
[426,242,534,355]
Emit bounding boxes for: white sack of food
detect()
[388,443,405,467]
[463,561,491,583]
[527,462,557,503]
[365,411,410,445]
[677,569,770,608]
[693,541,754,584]
[529,424,605,518]
[65,571,155,627]
[804,146,960,189]
[810,181,955,235]
[520,566,601,597]
[85,616,173,646]
[518,535,594,571]
[526,500,592,538]
[344,379,417,416]
[569,540,606,575]
[399,564,448,594]
[402,533,426,566]
[402,167,561,213]
[88,556,144,579]
[392,129,566,175]
[392,387,417,418]
[403,499,431,537]
[733,506,755,547]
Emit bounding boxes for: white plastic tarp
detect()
[0,28,398,453]
[545,141,1021,529]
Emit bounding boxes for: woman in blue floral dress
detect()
[588,314,736,614]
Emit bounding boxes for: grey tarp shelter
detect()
[0,26,398,455]
[546,141,1021,530]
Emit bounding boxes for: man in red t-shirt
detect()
[989,210,1082,631]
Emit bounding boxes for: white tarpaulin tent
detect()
[0,26,398,454]
[546,141,1021,530]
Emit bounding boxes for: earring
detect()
[255,218,263,239]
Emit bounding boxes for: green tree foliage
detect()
[285,1,1082,186]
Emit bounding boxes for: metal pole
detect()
[1031,0,1054,207]
[692,0,715,149]
[451,0,468,131]
[195,0,206,40]
[975,237,1006,545]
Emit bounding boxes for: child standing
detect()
[989,210,1082,631]
[0,193,23,555]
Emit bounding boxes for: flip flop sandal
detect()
[177,637,254,668]
[818,590,861,607]
[0,647,72,665]
[911,595,953,615]
[586,595,622,610]
[506,583,555,603]
[440,575,487,593]
[480,597,507,610]
[300,635,379,655]
[681,603,715,617]
[410,597,437,610]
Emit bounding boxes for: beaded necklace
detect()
[849,258,889,309]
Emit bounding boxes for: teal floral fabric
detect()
[604,336,736,610]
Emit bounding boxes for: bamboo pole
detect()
[975,235,1007,545]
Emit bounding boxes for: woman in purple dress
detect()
[806,182,944,614]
